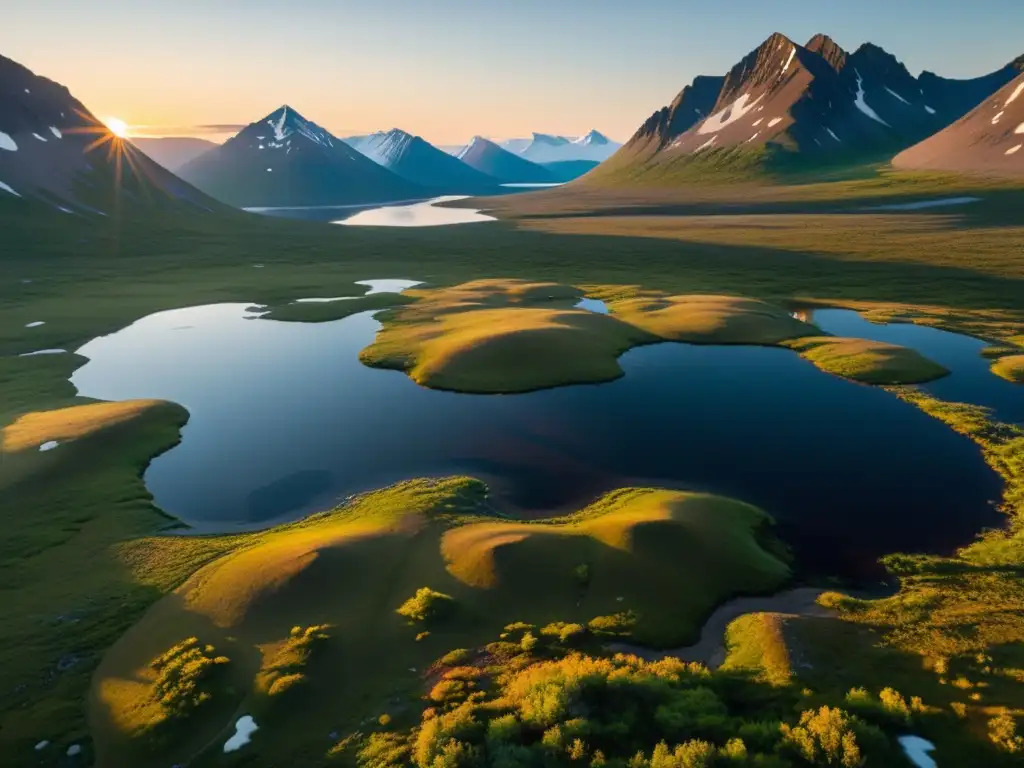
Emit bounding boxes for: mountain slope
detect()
[131,137,218,172]
[893,71,1024,177]
[346,128,499,193]
[588,33,1022,185]
[456,137,555,183]
[0,53,219,214]
[178,107,423,208]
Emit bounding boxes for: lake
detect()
[338,196,494,227]
[71,297,1005,578]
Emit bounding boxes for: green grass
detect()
[782,337,949,385]
[89,482,788,766]
[720,613,794,687]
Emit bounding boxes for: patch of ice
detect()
[826,128,841,142]
[0,132,18,151]
[1007,145,1022,156]
[49,126,62,139]
[66,744,81,757]
[884,87,910,105]
[34,741,49,751]
[864,196,981,211]
[33,133,48,142]
[694,136,717,151]
[768,117,783,128]
[853,69,890,126]
[992,111,1004,125]
[752,118,763,127]
[25,321,45,327]
[19,349,66,356]
[1006,80,1024,107]
[897,736,936,768]
[0,180,20,197]
[224,715,258,753]
[697,92,765,135]
[40,441,60,452]
[924,105,937,115]
[782,46,796,73]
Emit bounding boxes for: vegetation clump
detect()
[149,637,229,723]
[397,588,456,623]
[991,354,1024,384]
[783,336,948,384]
[258,624,331,697]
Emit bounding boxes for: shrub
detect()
[540,622,587,644]
[989,711,1024,753]
[416,632,431,642]
[398,588,456,623]
[149,637,230,721]
[878,688,911,721]
[439,648,471,667]
[588,612,636,637]
[779,707,865,767]
[430,679,467,704]
[486,714,520,745]
[520,632,538,653]
[358,731,410,768]
[413,702,481,767]
[259,624,331,697]
[574,563,591,587]
[649,739,716,767]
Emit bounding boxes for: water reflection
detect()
[337,196,495,227]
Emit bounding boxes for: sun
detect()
[104,117,129,138]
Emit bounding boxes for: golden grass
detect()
[1,399,166,452]
[991,355,1024,384]
[721,612,793,686]
[783,336,949,385]
[608,294,815,344]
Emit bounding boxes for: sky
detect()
[4,0,1024,145]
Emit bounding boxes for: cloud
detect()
[128,123,248,137]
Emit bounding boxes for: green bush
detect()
[540,622,588,644]
[149,637,229,721]
[397,587,456,623]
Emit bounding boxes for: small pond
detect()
[806,309,1023,424]
[71,298,1006,578]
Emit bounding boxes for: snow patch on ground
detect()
[49,126,62,139]
[864,196,981,211]
[66,744,81,757]
[746,132,760,143]
[40,441,60,452]
[752,118,763,127]
[32,133,47,142]
[992,111,1004,125]
[25,321,45,327]
[34,741,49,751]
[884,87,910,105]
[1006,80,1024,107]
[897,736,936,768]
[224,716,259,753]
[1016,122,1024,134]
[854,70,890,126]
[1006,145,1022,156]
[0,132,18,151]
[767,117,783,128]
[266,168,272,172]
[694,136,717,151]
[697,93,764,135]
[924,105,937,115]
[0,180,20,196]
[826,128,841,142]
[20,349,66,356]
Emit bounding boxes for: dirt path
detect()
[609,587,831,668]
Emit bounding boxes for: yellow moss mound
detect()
[2,399,167,452]
[721,613,793,686]
[991,354,1024,384]
[361,280,654,392]
[609,294,815,344]
[784,337,949,384]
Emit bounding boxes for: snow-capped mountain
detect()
[456,137,556,184]
[500,131,621,163]
[0,53,218,214]
[344,128,499,193]
[894,71,1024,177]
[177,106,423,208]
[595,32,1022,178]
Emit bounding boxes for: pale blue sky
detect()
[4,0,1022,143]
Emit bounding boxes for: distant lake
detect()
[71,300,1005,578]
[337,196,495,227]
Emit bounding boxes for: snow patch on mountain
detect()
[49,126,61,139]
[0,132,17,151]
[698,93,764,135]
[0,180,20,196]
[884,87,910,105]
[768,118,783,128]
[854,70,890,126]
[1007,144,1022,155]
[1006,81,1024,107]
[782,47,796,74]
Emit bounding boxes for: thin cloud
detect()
[129,124,248,137]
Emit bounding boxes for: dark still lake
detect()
[71,303,1005,577]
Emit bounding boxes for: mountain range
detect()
[589,32,1024,182]
[176,106,422,208]
[894,70,1024,176]
[344,129,499,193]
[457,137,557,183]
[0,53,218,214]
[500,131,621,163]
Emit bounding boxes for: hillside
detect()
[177,106,423,208]
[0,53,220,214]
[347,128,500,193]
[894,71,1024,177]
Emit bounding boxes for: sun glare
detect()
[104,117,129,138]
